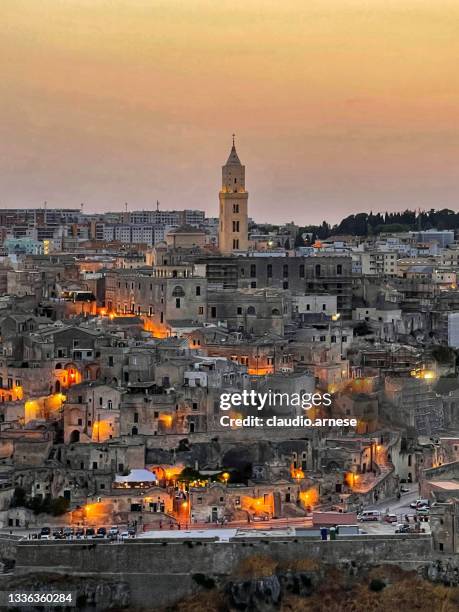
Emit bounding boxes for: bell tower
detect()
[218,135,248,254]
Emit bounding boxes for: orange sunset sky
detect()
[1,0,459,224]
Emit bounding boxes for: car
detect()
[410,499,429,509]
[53,529,64,539]
[416,507,429,516]
[85,528,95,538]
[63,527,74,537]
[40,527,51,536]
[95,527,106,538]
[75,528,84,539]
[108,526,119,536]
[395,523,412,534]
[383,514,398,523]
[252,514,269,522]
[400,486,410,494]
[357,510,381,522]
[40,534,50,540]
[127,528,136,537]
[120,531,130,540]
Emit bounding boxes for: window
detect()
[267,264,273,278]
[337,264,342,275]
[283,281,289,290]
[233,204,239,213]
[198,306,204,315]
[99,397,103,406]
[250,282,256,288]
[172,286,185,297]
[176,298,181,309]
[237,307,242,315]
[196,286,201,296]
[299,264,305,278]
[315,264,321,277]
[232,220,240,232]
[283,264,289,277]
[108,356,114,367]
[233,239,239,249]
[134,412,139,423]
[247,306,256,315]
[211,307,217,318]
[250,264,256,278]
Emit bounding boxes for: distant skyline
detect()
[2,1,459,224]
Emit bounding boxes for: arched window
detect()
[272,308,280,316]
[131,426,138,435]
[172,286,185,297]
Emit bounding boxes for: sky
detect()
[1,0,459,225]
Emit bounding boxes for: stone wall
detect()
[12,535,433,608]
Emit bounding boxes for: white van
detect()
[357,510,381,522]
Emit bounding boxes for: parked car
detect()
[127,528,136,537]
[383,514,398,523]
[95,527,107,538]
[400,486,410,494]
[416,507,430,516]
[252,515,269,522]
[410,499,429,509]
[63,527,73,538]
[85,527,95,538]
[120,531,130,540]
[108,526,119,536]
[75,528,84,539]
[357,510,381,522]
[40,527,51,536]
[395,523,413,534]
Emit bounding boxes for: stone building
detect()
[218,138,249,254]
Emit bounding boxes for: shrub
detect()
[369,578,386,592]
[192,573,215,589]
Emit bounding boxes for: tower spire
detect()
[226,135,241,165]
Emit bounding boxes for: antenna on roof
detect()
[125,202,128,213]
[156,200,160,211]
[232,133,235,146]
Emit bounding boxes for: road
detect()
[0,485,429,539]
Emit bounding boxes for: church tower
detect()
[218,136,248,254]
